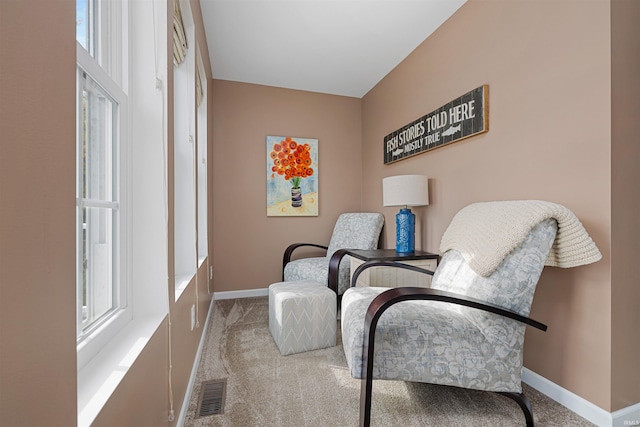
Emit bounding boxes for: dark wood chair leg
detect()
[359,377,373,427]
[498,392,534,427]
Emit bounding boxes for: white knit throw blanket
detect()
[439,200,602,277]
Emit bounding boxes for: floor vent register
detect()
[196,379,227,417]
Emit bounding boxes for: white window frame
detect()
[196,48,208,265]
[173,0,197,299]
[76,0,169,424]
[75,0,131,371]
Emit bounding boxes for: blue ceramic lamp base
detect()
[395,208,415,253]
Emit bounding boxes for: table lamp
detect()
[382,175,429,253]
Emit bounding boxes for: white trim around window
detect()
[76,0,169,424]
[76,38,133,370]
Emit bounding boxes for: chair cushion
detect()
[432,219,557,317]
[283,256,351,295]
[341,286,526,393]
[326,213,384,258]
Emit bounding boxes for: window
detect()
[75,0,129,352]
[76,71,119,334]
[76,0,170,423]
[196,50,208,264]
[173,0,197,298]
[76,0,93,54]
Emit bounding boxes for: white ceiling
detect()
[200,0,467,98]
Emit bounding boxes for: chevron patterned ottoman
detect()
[268,281,337,356]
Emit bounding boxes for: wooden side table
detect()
[347,249,439,288]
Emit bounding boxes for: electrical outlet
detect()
[190,304,196,331]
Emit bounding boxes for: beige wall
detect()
[0,1,78,425]
[211,81,363,292]
[361,0,638,413]
[611,0,640,412]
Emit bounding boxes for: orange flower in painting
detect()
[271,137,314,189]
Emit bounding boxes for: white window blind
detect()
[173,1,188,66]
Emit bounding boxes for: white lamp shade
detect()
[382,175,429,207]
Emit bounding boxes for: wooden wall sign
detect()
[383,85,489,164]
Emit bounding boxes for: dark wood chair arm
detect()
[282,243,328,281]
[365,286,547,332]
[327,249,352,294]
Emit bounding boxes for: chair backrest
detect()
[326,213,384,259]
[431,218,557,317]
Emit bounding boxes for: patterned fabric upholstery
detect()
[341,219,557,393]
[284,213,384,295]
[269,281,337,355]
[284,257,351,295]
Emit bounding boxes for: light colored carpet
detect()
[184,297,594,426]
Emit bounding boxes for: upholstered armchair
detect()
[341,201,602,426]
[282,212,384,295]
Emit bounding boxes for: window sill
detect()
[77,314,165,427]
[175,273,194,301]
[198,255,206,268]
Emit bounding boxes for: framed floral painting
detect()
[266,136,318,216]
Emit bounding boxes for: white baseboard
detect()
[613,404,640,427]
[213,288,269,300]
[523,368,640,427]
[176,298,216,427]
